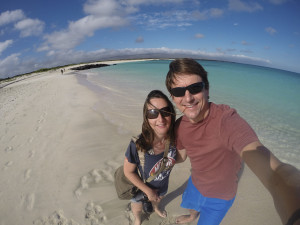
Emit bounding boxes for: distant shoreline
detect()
[1,57,299,87]
[0,59,155,88]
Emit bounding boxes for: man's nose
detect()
[184,90,193,102]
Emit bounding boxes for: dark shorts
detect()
[181,176,235,225]
[131,190,167,203]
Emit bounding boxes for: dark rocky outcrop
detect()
[71,64,111,71]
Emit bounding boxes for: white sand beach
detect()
[0,60,282,225]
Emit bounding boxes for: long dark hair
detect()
[135,90,176,152]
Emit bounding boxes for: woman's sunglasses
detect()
[146,107,173,119]
[170,82,205,97]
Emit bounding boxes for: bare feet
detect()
[134,219,141,225]
[155,208,167,218]
[175,213,199,224]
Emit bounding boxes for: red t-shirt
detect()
[176,103,259,200]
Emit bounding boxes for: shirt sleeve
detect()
[125,140,140,165]
[221,108,259,154]
[175,117,184,150]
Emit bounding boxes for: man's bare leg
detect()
[176,209,199,224]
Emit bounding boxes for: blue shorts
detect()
[181,177,235,225]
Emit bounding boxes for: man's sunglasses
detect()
[146,107,173,119]
[170,82,205,97]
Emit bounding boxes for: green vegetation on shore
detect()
[0,58,159,84]
[0,64,78,84]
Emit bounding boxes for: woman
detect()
[123,90,177,225]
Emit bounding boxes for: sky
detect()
[0,0,300,78]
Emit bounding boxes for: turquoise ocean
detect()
[76,60,300,169]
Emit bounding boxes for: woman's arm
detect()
[123,158,159,202]
[176,148,187,163]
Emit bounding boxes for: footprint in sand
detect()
[4,146,13,152]
[25,193,35,211]
[33,202,107,225]
[20,193,35,211]
[28,150,35,158]
[24,169,32,181]
[28,137,34,143]
[9,135,16,142]
[105,160,121,169]
[74,173,97,198]
[85,201,107,224]
[74,162,117,198]
[33,210,80,225]
[159,217,177,225]
[3,161,13,170]
[34,114,46,133]
[99,168,114,182]
[37,118,44,124]
[35,126,42,132]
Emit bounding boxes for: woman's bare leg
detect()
[131,202,143,225]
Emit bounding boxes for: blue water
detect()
[79,60,300,169]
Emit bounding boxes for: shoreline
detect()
[1,57,299,86]
[0,58,158,88]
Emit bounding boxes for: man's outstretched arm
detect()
[241,141,300,225]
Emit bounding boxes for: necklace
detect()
[149,139,165,155]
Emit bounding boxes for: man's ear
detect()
[205,89,209,100]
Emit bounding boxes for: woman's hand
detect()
[123,158,161,202]
[145,189,159,202]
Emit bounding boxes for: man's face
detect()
[171,74,209,123]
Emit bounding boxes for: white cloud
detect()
[14,18,45,37]
[228,0,263,12]
[40,14,128,51]
[0,40,13,55]
[39,0,223,54]
[135,11,188,29]
[209,8,224,18]
[195,33,204,38]
[40,0,223,53]
[0,9,25,26]
[265,27,277,35]
[135,8,222,30]
[192,8,224,20]
[84,0,131,16]
[241,40,251,45]
[40,0,130,52]
[0,53,20,78]
[135,36,144,43]
[268,0,288,5]
[126,0,184,5]
[240,49,253,53]
[1,47,272,79]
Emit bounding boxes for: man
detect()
[165,58,300,225]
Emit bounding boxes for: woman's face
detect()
[147,98,172,139]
